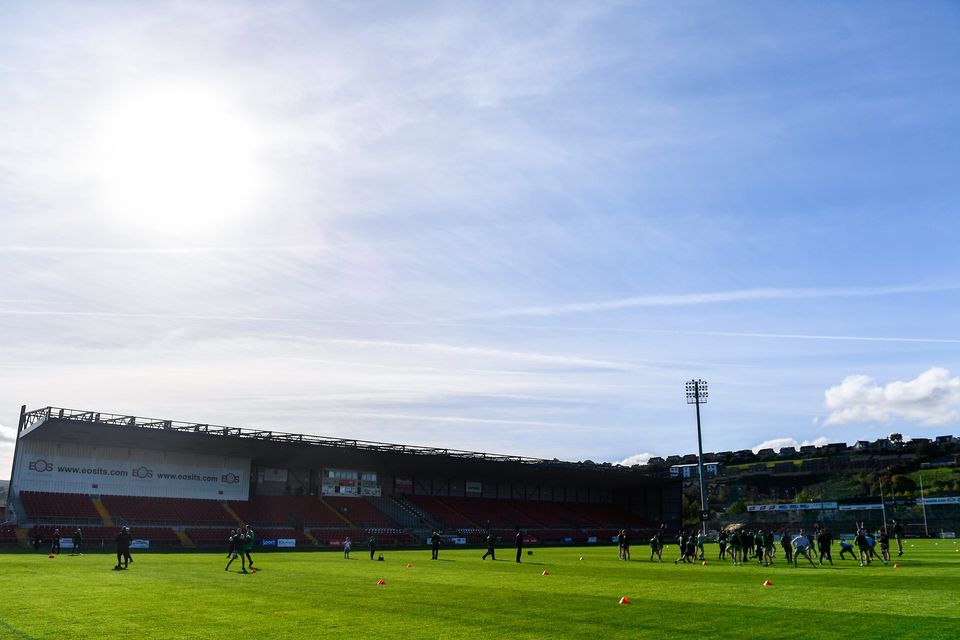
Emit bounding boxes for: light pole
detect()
[685,379,709,537]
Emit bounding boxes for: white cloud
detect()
[619,452,653,466]
[0,424,15,441]
[824,368,960,426]
[752,436,829,454]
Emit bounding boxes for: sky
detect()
[1,1,959,477]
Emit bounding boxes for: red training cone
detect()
[702,560,708,566]
[251,569,257,574]
[618,597,631,605]
[542,570,550,576]
[377,578,386,585]
[893,563,901,569]
[762,579,773,587]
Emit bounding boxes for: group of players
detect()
[225,525,256,573]
[661,518,906,568]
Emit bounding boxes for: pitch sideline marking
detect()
[0,618,36,640]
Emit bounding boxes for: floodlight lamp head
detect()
[685,379,708,404]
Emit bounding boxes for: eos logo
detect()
[28,459,53,473]
[221,472,240,484]
[132,466,153,479]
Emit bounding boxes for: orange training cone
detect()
[762,579,773,587]
[48,554,55,559]
[702,560,708,566]
[618,597,631,605]
[893,563,901,569]
[251,569,257,574]
[542,570,550,576]
[377,579,386,585]
[406,563,413,568]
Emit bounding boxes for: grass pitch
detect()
[1,540,958,639]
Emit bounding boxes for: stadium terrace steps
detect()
[365,496,424,528]
[91,498,115,528]
[175,530,196,548]
[220,502,245,526]
[324,496,398,528]
[303,530,319,546]
[407,496,477,528]
[383,496,439,528]
[318,498,357,527]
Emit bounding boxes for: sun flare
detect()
[92,83,263,235]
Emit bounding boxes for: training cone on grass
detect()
[579,556,584,561]
[48,554,55,559]
[893,563,901,569]
[762,579,773,587]
[406,563,413,568]
[251,569,257,574]
[618,597,631,605]
[377,579,386,585]
[542,570,550,576]
[702,560,708,566]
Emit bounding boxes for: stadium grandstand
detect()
[4,406,680,549]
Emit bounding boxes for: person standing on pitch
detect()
[343,536,352,559]
[892,519,905,556]
[650,528,664,562]
[818,527,833,565]
[368,536,377,560]
[115,526,133,570]
[72,528,83,555]
[243,525,255,569]
[50,528,61,555]
[514,527,523,563]
[617,530,626,560]
[482,533,495,560]
[225,530,246,573]
[431,530,441,560]
[792,529,817,568]
[780,530,793,565]
[877,528,891,564]
[226,528,238,559]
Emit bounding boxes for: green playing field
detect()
[1,540,957,639]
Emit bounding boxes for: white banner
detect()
[465,481,482,494]
[277,539,296,548]
[15,439,250,500]
[942,532,956,539]
[838,504,884,511]
[130,539,150,549]
[918,496,960,506]
[59,539,74,548]
[747,502,837,512]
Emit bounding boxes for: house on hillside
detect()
[778,446,797,457]
[669,462,722,479]
[824,443,847,454]
[854,440,872,451]
[799,445,818,455]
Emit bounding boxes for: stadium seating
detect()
[406,496,477,527]
[101,495,234,525]
[228,495,347,527]
[20,491,101,521]
[324,496,396,527]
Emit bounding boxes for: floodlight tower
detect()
[685,379,709,537]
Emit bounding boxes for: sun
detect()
[91,83,264,235]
